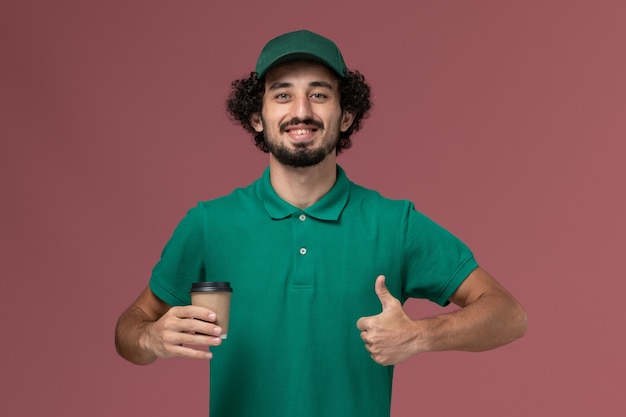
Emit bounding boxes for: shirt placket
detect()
[292,211,313,289]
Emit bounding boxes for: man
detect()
[115,30,527,416]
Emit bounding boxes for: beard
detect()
[267,140,336,168]
[263,118,340,168]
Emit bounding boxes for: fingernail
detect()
[214,326,222,335]
[208,313,216,321]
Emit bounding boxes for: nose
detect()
[290,94,314,120]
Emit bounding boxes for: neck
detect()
[269,155,337,209]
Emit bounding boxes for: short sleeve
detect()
[149,205,205,306]
[402,205,478,306]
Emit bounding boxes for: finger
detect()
[172,305,217,322]
[374,275,396,311]
[180,331,223,348]
[356,316,369,331]
[165,329,222,350]
[168,343,215,360]
[188,318,223,337]
[165,314,223,338]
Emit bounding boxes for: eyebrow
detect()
[268,80,335,91]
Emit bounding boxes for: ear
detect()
[340,110,355,133]
[250,113,264,132]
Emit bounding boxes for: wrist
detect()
[410,316,440,354]
[135,322,159,365]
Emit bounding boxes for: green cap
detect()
[255,30,347,78]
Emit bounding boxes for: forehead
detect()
[263,60,339,88]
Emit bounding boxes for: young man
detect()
[115,30,527,417]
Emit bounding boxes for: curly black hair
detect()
[226,68,372,154]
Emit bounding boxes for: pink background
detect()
[1,1,625,415]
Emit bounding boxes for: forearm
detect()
[357,270,526,365]
[115,306,159,365]
[416,291,527,353]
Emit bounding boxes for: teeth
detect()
[291,129,312,135]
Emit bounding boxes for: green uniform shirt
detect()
[150,165,478,417]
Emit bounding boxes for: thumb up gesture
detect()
[356,275,421,366]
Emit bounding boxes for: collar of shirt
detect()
[259,165,350,221]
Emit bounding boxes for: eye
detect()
[275,92,290,101]
[310,92,328,100]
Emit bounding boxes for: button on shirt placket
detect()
[292,211,313,289]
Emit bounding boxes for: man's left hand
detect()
[356,275,422,366]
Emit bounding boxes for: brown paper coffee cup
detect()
[190,282,233,339]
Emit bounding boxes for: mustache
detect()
[279,118,324,133]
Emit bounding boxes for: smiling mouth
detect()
[280,118,324,134]
[287,128,316,135]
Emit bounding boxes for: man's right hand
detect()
[139,304,223,360]
[115,286,222,364]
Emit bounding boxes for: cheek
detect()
[264,109,293,132]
